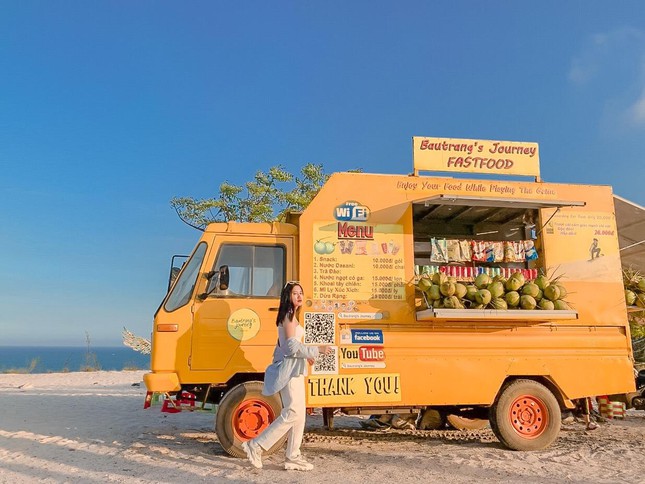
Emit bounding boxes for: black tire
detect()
[490,379,561,451]
[446,414,489,431]
[215,381,286,458]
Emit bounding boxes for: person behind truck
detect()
[241,282,333,472]
[574,397,598,430]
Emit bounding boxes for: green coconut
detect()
[470,303,485,309]
[521,283,540,298]
[432,272,447,285]
[465,285,479,301]
[443,296,462,309]
[554,300,571,310]
[505,274,524,292]
[535,289,543,301]
[534,275,550,291]
[454,283,467,299]
[490,298,508,310]
[639,279,645,292]
[474,273,492,289]
[492,275,507,285]
[475,289,492,305]
[556,284,567,299]
[625,290,637,306]
[505,291,520,307]
[539,299,555,310]
[636,294,645,308]
[487,281,505,299]
[447,276,458,285]
[520,295,537,310]
[427,285,441,301]
[440,281,456,297]
[510,271,526,285]
[418,278,432,292]
[544,285,561,302]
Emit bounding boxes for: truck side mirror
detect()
[198,265,231,300]
[219,265,230,290]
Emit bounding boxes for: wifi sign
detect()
[334,201,370,221]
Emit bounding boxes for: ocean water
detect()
[0,346,150,373]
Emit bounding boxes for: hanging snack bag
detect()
[430,238,448,263]
[459,239,472,261]
[504,241,517,262]
[514,241,526,261]
[471,240,487,262]
[492,241,504,262]
[524,240,538,261]
[504,241,526,262]
[447,239,461,262]
[484,241,496,263]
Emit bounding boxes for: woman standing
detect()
[242,282,332,471]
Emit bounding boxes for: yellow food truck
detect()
[144,137,635,453]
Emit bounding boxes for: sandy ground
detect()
[1,371,645,483]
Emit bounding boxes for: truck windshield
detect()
[164,242,207,312]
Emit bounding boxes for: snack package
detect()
[447,239,461,262]
[524,240,538,261]
[504,241,526,262]
[459,239,472,262]
[503,241,517,262]
[430,238,448,263]
[471,240,487,262]
[492,242,504,262]
[483,242,496,262]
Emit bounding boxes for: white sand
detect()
[1,371,645,483]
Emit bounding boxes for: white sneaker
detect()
[285,456,314,471]
[241,440,263,469]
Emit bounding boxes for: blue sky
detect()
[1,1,644,346]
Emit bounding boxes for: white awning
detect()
[615,195,645,274]
[418,194,586,210]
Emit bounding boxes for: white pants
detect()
[255,374,305,460]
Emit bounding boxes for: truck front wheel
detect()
[490,379,561,451]
[215,381,286,458]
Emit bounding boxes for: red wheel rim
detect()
[509,394,548,438]
[233,399,275,440]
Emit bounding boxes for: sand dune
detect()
[1,371,644,483]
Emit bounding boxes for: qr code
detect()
[304,312,335,344]
[311,346,338,375]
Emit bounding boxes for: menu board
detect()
[312,222,406,301]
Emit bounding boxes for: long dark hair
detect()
[276,282,302,326]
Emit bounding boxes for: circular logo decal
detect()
[227,308,261,341]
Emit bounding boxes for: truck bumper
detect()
[143,372,181,392]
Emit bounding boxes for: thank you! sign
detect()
[413,136,540,177]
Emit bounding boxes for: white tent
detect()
[615,195,645,274]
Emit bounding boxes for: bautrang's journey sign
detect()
[413,136,540,177]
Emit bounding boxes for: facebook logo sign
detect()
[334,201,370,221]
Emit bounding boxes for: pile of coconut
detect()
[417,271,570,310]
[624,270,645,308]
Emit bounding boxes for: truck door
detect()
[190,236,294,370]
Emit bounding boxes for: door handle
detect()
[269,307,279,311]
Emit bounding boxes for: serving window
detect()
[412,195,584,321]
